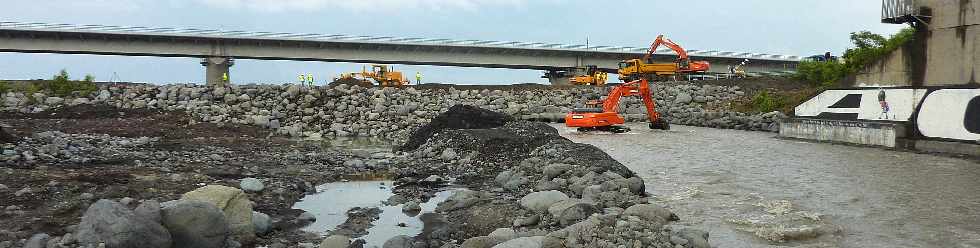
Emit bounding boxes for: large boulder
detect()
[382,235,414,248]
[519,191,569,212]
[239,178,265,193]
[318,235,350,248]
[161,200,230,248]
[76,199,172,248]
[623,204,678,223]
[252,211,272,235]
[492,236,544,248]
[182,185,255,242]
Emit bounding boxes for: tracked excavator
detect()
[618,35,710,81]
[565,78,669,133]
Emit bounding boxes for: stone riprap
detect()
[0,83,784,141]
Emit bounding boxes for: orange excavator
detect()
[565,78,669,133]
[618,35,710,81]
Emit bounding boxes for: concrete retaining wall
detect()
[779,118,907,148]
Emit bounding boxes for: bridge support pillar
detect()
[201,57,234,86]
[543,70,574,86]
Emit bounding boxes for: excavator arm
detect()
[642,35,690,63]
[601,79,660,124]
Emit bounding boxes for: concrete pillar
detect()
[201,57,234,86]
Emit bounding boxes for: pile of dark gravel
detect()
[397,105,515,152]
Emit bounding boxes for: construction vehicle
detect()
[336,64,410,87]
[565,78,669,133]
[618,35,710,81]
[569,66,609,86]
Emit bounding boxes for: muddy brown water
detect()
[556,123,980,248]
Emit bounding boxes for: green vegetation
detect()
[749,90,787,113]
[796,28,916,88]
[0,81,9,94]
[0,69,99,98]
[41,69,98,97]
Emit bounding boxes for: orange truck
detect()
[618,35,710,81]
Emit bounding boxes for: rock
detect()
[76,199,172,248]
[182,185,255,242]
[23,233,49,248]
[402,200,421,213]
[387,194,409,205]
[297,211,317,223]
[623,204,678,223]
[674,93,693,105]
[318,235,350,248]
[519,191,569,212]
[461,236,505,248]
[14,187,31,197]
[491,236,543,248]
[252,211,272,235]
[546,199,592,218]
[488,228,517,240]
[383,235,413,248]
[44,97,64,105]
[542,163,572,179]
[673,228,710,248]
[239,178,265,193]
[556,202,597,226]
[134,200,163,223]
[513,215,540,227]
[161,200,230,248]
[440,148,458,160]
[119,197,135,206]
[80,193,94,200]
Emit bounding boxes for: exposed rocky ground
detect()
[2,80,793,143]
[0,79,807,248]
[0,105,394,248]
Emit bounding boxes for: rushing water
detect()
[557,123,980,248]
[292,180,459,248]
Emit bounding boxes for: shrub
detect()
[0,81,9,94]
[750,90,786,113]
[795,28,915,87]
[41,69,98,97]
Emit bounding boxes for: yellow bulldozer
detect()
[569,66,609,86]
[336,64,410,87]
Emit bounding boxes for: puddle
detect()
[292,180,459,247]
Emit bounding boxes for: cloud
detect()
[198,0,527,12]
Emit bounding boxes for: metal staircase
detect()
[882,0,931,25]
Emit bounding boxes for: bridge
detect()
[0,21,801,85]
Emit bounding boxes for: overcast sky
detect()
[0,0,904,84]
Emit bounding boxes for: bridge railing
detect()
[881,0,918,24]
[0,21,800,61]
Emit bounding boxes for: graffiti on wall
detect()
[796,88,979,142]
[794,89,929,121]
[916,89,980,141]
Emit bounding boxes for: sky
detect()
[0,0,905,85]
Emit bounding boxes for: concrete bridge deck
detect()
[0,21,800,84]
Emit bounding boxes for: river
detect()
[557,123,980,248]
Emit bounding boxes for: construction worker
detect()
[307,73,314,87]
[222,72,229,83]
[415,72,422,85]
[298,74,306,84]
